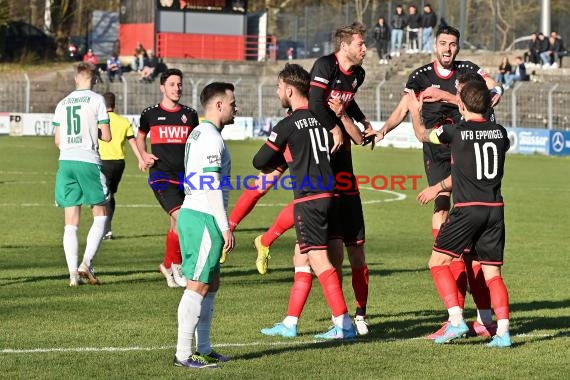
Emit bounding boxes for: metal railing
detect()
[1,73,569,131]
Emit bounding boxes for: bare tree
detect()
[354,0,371,23]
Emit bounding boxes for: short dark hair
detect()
[160,68,183,85]
[436,25,460,41]
[334,21,366,52]
[457,72,484,85]
[459,80,491,115]
[103,92,115,109]
[200,82,235,108]
[278,63,310,97]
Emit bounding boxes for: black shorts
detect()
[153,181,185,215]
[294,195,332,254]
[423,142,451,186]
[328,192,365,246]
[433,205,505,265]
[101,160,125,194]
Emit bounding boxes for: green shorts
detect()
[55,160,109,207]
[178,208,223,284]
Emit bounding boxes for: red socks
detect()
[286,272,313,317]
[449,260,467,309]
[318,268,348,317]
[261,202,294,247]
[351,265,369,315]
[164,230,181,268]
[430,265,459,309]
[466,263,492,309]
[486,276,510,320]
[228,188,264,231]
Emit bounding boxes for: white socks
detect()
[195,292,216,354]
[283,316,298,328]
[448,306,464,326]
[497,319,510,336]
[63,225,79,274]
[82,216,107,267]
[333,313,353,330]
[176,290,203,361]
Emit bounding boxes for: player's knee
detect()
[433,194,450,213]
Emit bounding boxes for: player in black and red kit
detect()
[366,26,503,338]
[308,21,374,335]
[136,68,199,288]
[256,63,357,340]
[409,80,512,347]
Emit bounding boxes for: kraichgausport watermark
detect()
[148,172,423,191]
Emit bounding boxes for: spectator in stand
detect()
[158,0,180,8]
[537,32,551,67]
[504,56,529,89]
[83,49,102,83]
[373,16,391,64]
[106,52,122,83]
[140,49,159,82]
[407,5,421,53]
[494,56,512,86]
[131,42,147,72]
[546,31,565,68]
[83,48,98,65]
[523,32,540,66]
[421,4,437,53]
[390,4,407,57]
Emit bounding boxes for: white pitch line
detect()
[0,188,406,209]
[0,333,555,354]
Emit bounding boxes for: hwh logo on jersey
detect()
[329,90,355,103]
[151,125,191,144]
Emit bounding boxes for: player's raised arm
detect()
[406,91,432,143]
[364,92,410,142]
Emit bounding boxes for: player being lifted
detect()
[256,63,357,340]
[365,25,503,339]
[254,22,373,336]
[408,79,512,347]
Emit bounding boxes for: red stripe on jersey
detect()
[265,140,280,152]
[293,192,334,204]
[334,53,353,75]
[478,259,504,265]
[310,81,328,89]
[433,246,462,258]
[299,245,328,253]
[168,204,182,215]
[433,61,454,79]
[454,202,504,207]
[149,125,192,144]
[159,103,181,112]
[284,144,293,162]
[149,179,181,186]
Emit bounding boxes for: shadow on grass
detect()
[231,337,362,361]
[0,269,159,287]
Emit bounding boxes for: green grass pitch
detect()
[0,137,569,379]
